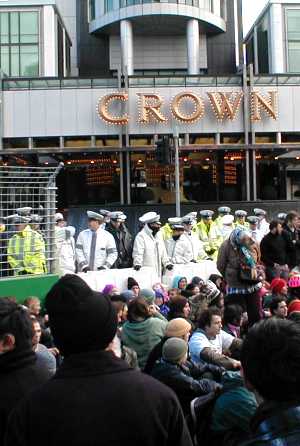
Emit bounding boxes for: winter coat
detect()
[133,225,170,278]
[283,225,300,268]
[260,232,290,267]
[196,221,222,261]
[121,316,167,369]
[217,239,259,289]
[241,401,300,446]
[106,222,133,269]
[54,226,76,275]
[165,235,193,264]
[210,371,257,436]
[182,232,207,261]
[0,346,50,446]
[76,227,118,271]
[4,350,193,446]
[151,359,220,415]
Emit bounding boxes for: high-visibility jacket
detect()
[196,220,222,261]
[234,221,250,230]
[161,224,173,241]
[7,226,47,275]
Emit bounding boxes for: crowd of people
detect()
[1,206,300,445]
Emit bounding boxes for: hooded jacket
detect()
[121,316,167,369]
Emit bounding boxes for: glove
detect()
[98,266,107,271]
[166,264,174,271]
[191,260,197,263]
[134,265,141,271]
[82,267,90,273]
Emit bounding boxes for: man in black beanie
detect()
[5,275,192,446]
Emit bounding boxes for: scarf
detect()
[230,228,256,268]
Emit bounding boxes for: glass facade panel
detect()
[89,0,96,20]
[0,11,39,77]
[118,0,201,9]
[287,9,300,72]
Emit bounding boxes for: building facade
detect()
[245,0,300,74]
[1,0,300,212]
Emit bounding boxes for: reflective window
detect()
[0,11,39,76]
[287,9,300,72]
[119,0,200,8]
[89,0,96,20]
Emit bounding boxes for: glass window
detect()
[0,11,39,77]
[89,0,96,20]
[287,9,300,72]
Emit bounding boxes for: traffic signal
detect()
[155,136,171,165]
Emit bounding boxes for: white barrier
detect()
[162,261,220,289]
[77,267,160,292]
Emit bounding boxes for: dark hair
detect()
[127,298,149,322]
[111,301,126,314]
[223,304,243,325]
[110,294,127,304]
[269,296,286,315]
[197,307,222,329]
[168,297,189,321]
[0,298,33,348]
[269,220,281,231]
[286,211,299,223]
[241,319,300,401]
[181,283,199,298]
[191,276,204,286]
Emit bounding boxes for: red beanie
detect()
[270,278,287,295]
[288,299,300,316]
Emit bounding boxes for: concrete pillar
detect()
[120,19,134,76]
[270,4,285,73]
[187,19,200,75]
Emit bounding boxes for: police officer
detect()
[219,214,235,241]
[165,222,194,264]
[76,211,118,272]
[196,210,221,261]
[254,208,269,237]
[215,206,231,228]
[247,216,263,244]
[7,215,47,275]
[181,214,206,261]
[106,211,133,269]
[133,212,173,278]
[30,214,44,236]
[161,217,182,241]
[234,210,249,229]
[54,225,76,275]
[99,209,111,230]
[55,213,66,228]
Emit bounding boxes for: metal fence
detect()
[0,164,63,278]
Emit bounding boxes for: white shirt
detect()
[189,329,234,365]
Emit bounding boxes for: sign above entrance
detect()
[97,90,278,126]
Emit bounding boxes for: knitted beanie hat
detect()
[166,318,191,338]
[162,338,188,364]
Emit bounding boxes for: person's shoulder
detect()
[220,329,234,341]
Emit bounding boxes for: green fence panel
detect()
[0,274,59,305]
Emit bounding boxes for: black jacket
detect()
[0,346,50,446]
[151,359,221,414]
[260,232,290,267]
[106,223,133,268]
[5,350,192,446]
[283,225,300,268]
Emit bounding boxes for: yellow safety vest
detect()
[7,226,47,275]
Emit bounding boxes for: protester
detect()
[240,319,300,445]
[168,297,191,321]
[283,211,300,268]
[260,220,290,281]
[210,371,257,445]
[102,284,119,297]
[151,338,221,415]
[0,299,50,445]
[269,297,288,319]
[172,276,188,290]
[189,307,242,370]
[127,277,140,297]
[217,228,262,326]
[121,297,167,369]
[222,304,243,338]
[31,317,57,376]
